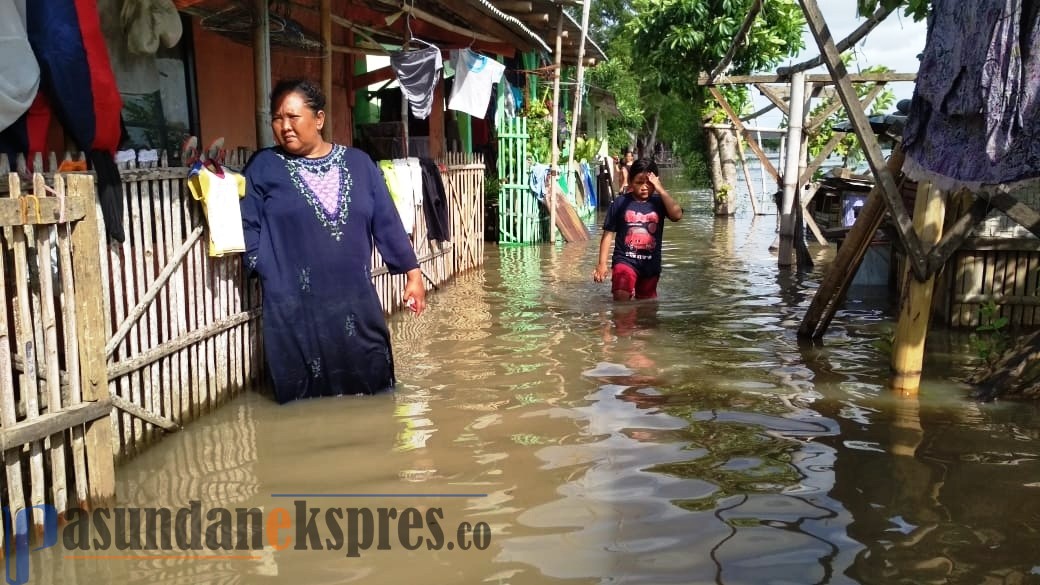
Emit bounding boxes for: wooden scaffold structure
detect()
[700,0,1040,395]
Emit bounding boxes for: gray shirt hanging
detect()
[390,45,443,120]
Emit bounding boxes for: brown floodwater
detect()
[25,170,1040,584]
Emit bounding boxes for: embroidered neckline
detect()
[276,145,353,240]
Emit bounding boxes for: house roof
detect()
[182,0,605,65]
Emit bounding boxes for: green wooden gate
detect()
[497,117,543,244]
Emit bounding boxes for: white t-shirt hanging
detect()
[447,49,505,119]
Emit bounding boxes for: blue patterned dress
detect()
[241,145,418,403]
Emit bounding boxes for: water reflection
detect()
[30,169,1040,584]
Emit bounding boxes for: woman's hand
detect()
[403,268,426,316]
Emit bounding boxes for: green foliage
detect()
[857,0,930,21]
[485,175,501,206]
[970,300,1011,364]
[807,65,897,172]
[627,0,805,98]
[573,136,604,163]
[523,98,553,164]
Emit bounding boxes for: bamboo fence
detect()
[0,148,486,537]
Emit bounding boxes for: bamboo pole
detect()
[891,181,947,393]
[736,134,759,215]
[33,175,68,515]
[54,174,89,507]
[321,0,332,141]
[778,71,806,267]
[548,8,564,244]
[254,0,274,148]
[1,174,25,537]
[564,0,592,200]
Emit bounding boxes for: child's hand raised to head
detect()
[647,172,664,192]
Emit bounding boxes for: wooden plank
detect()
[169,180,190,420]
[549,188,589,242]
[800,0,928,281]
[754,83,790,116]
[8,174,46,526]
[154,177,177,422]
[1011,251,1027,326]
[925,197,994,274]
[950,252,964,327]
[953,293,1040,306]
[0,196,87,226]
[54,175,89,507]
[0,400,112,452]
[985,191,1040,240]
[805,83,886,133]
[0,174,24,540]
[971,250,985,327]
[138,177,162,441]
[33,175,68,515]
[1028,253,1040,326]
[105,226,203,358]
[67,173,116,504]
[110,395,178,432]
[127,171,150,446]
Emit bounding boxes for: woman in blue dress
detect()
[242,79,426,403]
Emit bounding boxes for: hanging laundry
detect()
[390,45,442,120]
[419,157,450,242]
[26,0,123,153]
[405,157,423,233]
[378,158,418,235]
[121,0,183,56]
[87,149,126,243]
[447,49,505,119]
[0,0,39,133]
[903,0,1040,189]
[21,0,126,241]
[529,163,551,202]
[187,161,247,257]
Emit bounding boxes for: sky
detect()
[752,4,928,128]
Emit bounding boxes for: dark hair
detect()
[270,79,326,114]
[628,158,658,177]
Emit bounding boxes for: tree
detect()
[627,0,805,95]
[856,0,929,21]
[806,65,897,172]
[624,0,804,212]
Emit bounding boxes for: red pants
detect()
[611,263,659,299]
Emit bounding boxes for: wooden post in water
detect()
[891,181,947,394]
[778,71,806,267]
[548,8,564,244]
[68,174,116,504]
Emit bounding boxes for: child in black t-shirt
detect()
[593,158,683,301]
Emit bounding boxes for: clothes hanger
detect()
[401,0,436,51]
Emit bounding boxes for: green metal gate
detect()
[497,117,543,244]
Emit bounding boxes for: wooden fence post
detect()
[891,181,947,393]
[67,174,116,504]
